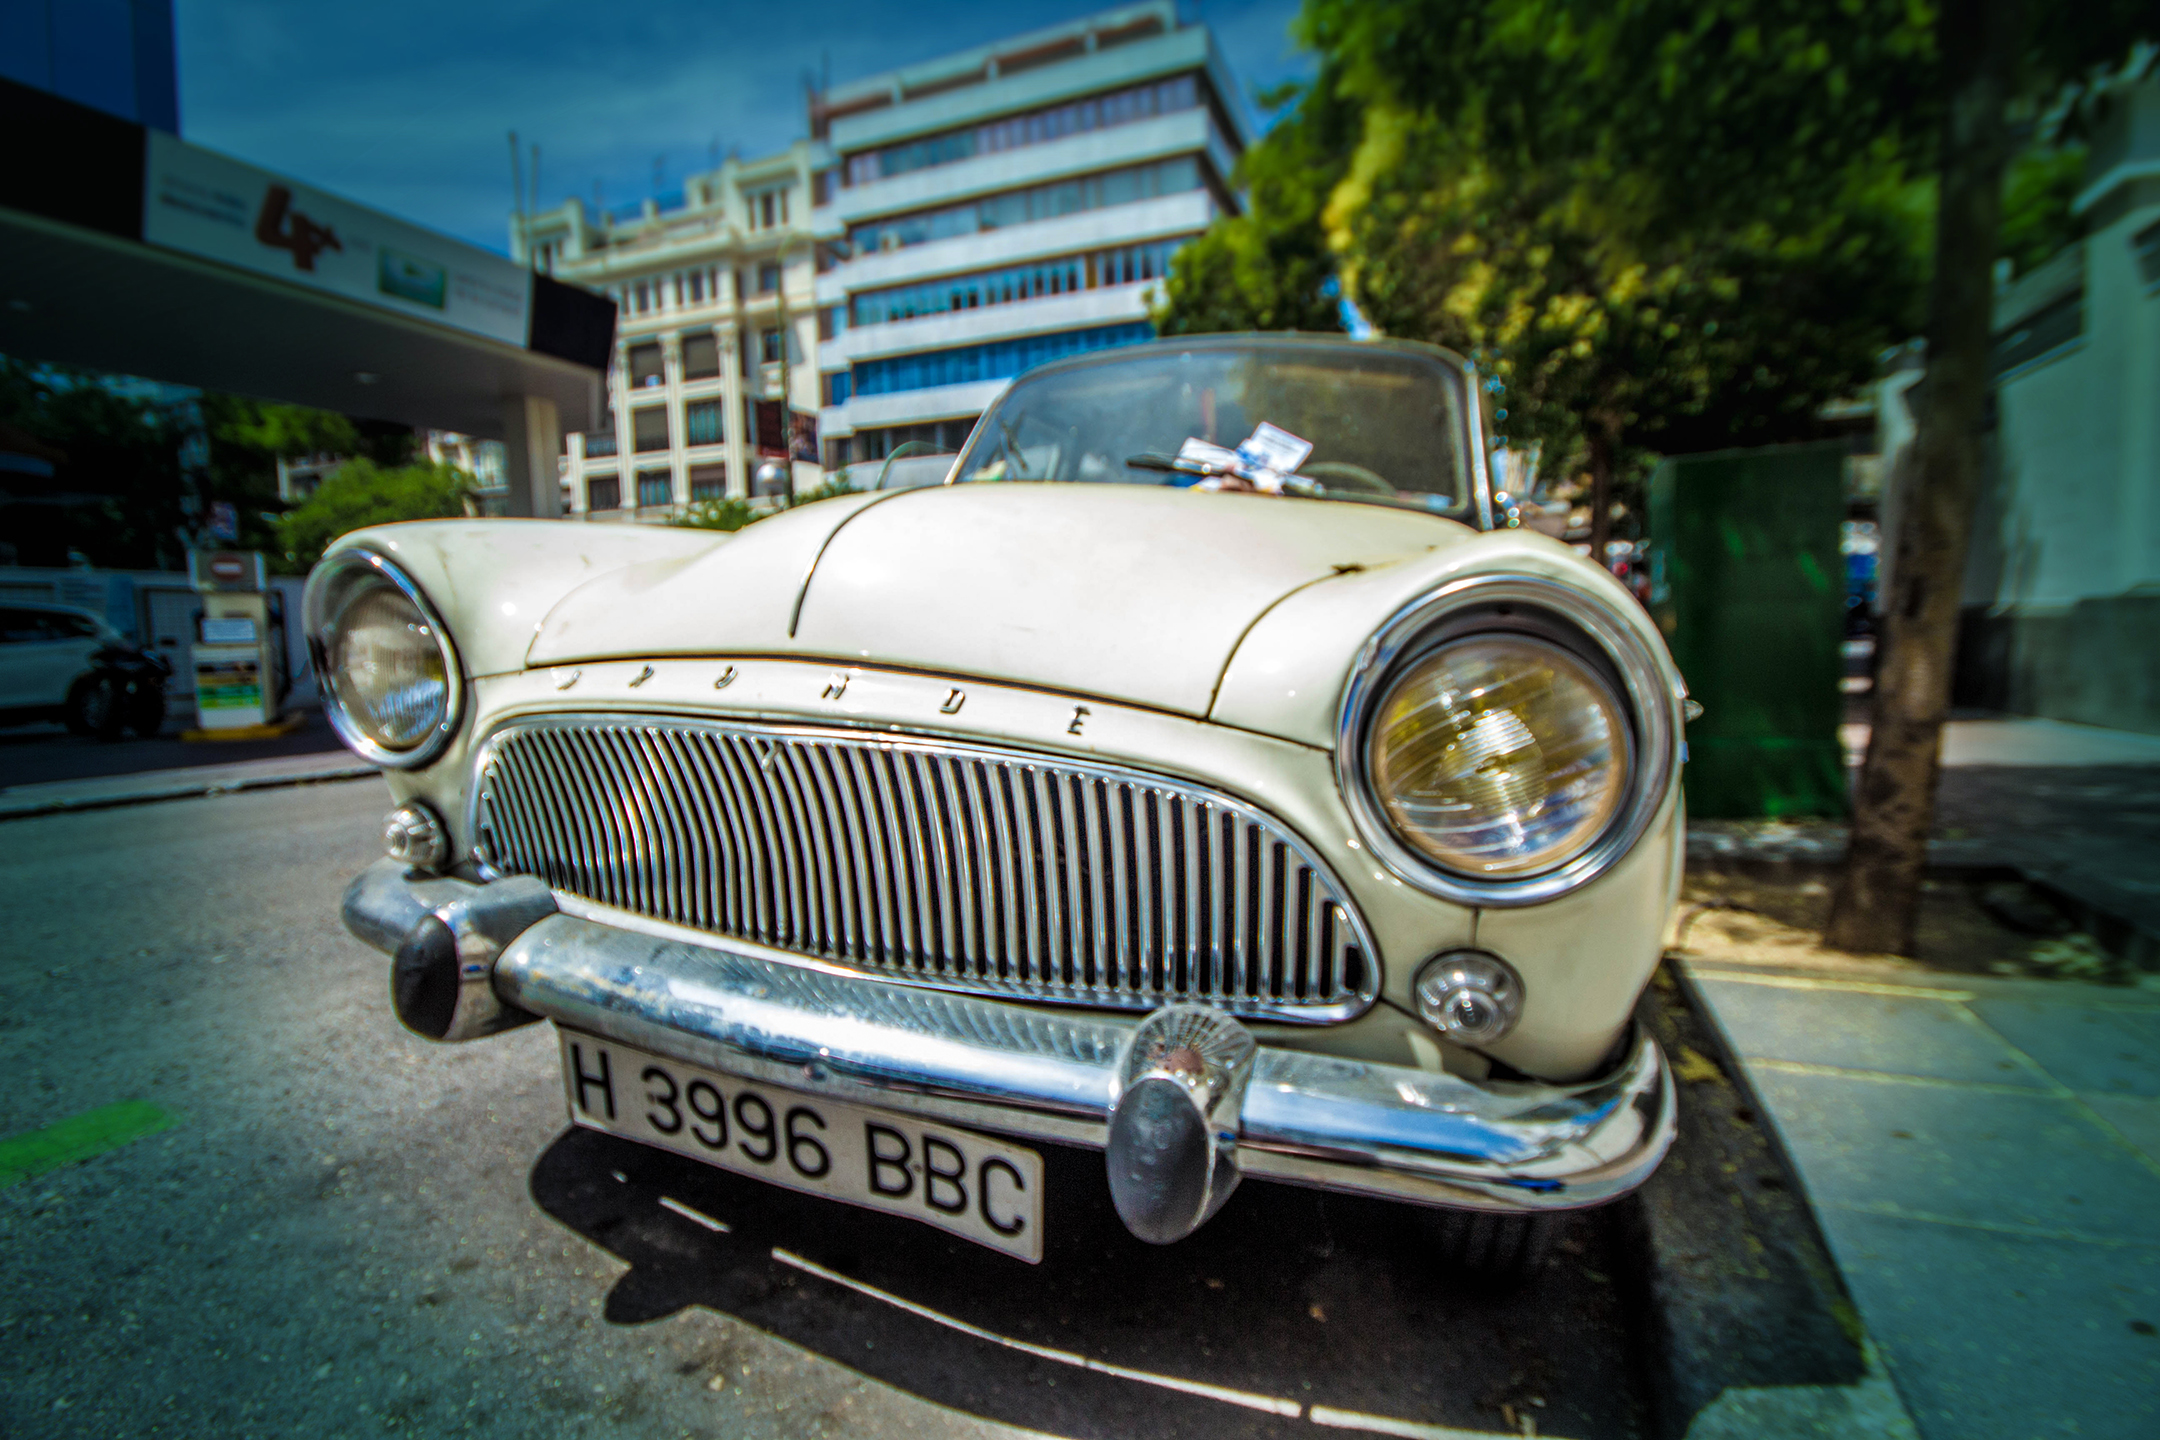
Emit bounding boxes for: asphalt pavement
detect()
[0,778,1674,1440]
[0,706,346,792]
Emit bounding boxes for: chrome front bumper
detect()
[344,858,1674,1216]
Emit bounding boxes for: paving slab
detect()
[1688,977,2050,1088]
[1963,997,2160,1098]
[1818,1211,2160,1440]
[1681,962,2160,1440]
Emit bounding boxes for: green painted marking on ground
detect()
[0,1100,179,1189]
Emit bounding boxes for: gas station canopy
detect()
[0,77,614,444]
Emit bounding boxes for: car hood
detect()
[527,483,1473,720]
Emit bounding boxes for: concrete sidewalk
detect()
[0,749,380,819]
[1678,958,2160,1440]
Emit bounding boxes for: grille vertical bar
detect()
[471,717,1376,1022]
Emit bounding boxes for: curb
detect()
[1627,965,1924,1440]
[0,760,381,821]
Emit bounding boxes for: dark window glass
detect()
[760,328,786,364]
[628,342,665,388]
[637,471,673,507]
[681,332,720,379]
[632,406,670,452]
[847,158,1200,254]
[584,426,618,457]
[689,463,727,500]
[686,400,725,446]
[843,75,1200,187]
[587,476,620,511]
[851,322,1153,398]
[757,262,782,294]
[824,371,852,406]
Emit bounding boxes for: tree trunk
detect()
[1824,0,2021,955]
[1587,424,1615,569]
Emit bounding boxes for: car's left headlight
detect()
[305,548,463,768]
[1339,574,1677,907]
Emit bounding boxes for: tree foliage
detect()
[275,459,473,570]
[0,358,191,569]
[1161,0,1939,530]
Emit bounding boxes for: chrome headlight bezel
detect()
[304,546,464,770]
[1336,574,1678,908]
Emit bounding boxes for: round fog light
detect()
[1413,950,1524,1046]
[384,802,448,872]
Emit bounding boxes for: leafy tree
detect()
[0,357,191,569]
[1997,142,2085,278]
[275,459,473,570]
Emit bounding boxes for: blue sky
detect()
[173,0,1313,254]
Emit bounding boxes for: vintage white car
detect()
[322,334,1679,1274]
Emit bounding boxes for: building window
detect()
[756,261,782,294]
[847,157,1202,254]
[851,246,1190,326]
[818,306,842,341]
[850,322,1153,398]
[588,476,620,511]
[747,188,789,229]
[760,327,786,364]
[682,331,720,380]
[628,342,665,388]
[686,399,725,446]
[824,371,852,407]
[686,270,707,304]
[633,281,652,315]
[842,74,1199,187]
[636,470,673,508]
[632,405,670,452]
[689,463,727,500]
[583,423,618,458]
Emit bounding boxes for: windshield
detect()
[950,339,1476,515]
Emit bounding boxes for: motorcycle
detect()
[65,644,173,741]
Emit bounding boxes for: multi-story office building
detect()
[516,144,824,520]
[810,1,1249,469]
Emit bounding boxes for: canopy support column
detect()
[501,393,561,518]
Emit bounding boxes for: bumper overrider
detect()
[345,858,1675,1242]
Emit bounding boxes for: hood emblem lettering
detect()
[941,688,965,714]
[715,666,737,690]
[1068,705,1090,735]
[555,669,582,691]
[629,665,655,688]
[821,672,849,701]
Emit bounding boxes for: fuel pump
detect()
[185,551,292,736]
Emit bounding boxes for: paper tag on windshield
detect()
[1235,423,1313,482]
[1176,437,1241,472]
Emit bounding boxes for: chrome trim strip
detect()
[461,898,1672,1212]
[1335,573,1681,910]
[469,714,1380,1023]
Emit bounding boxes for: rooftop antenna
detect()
[528,142,542,270]
[507,130,526,256]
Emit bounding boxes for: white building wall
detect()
[810,4,1246,464]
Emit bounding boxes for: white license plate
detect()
[558,1033,1044,1263]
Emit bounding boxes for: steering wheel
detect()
[1300,461,1393,495]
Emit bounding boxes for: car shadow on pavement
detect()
[530,1126,1654,1439]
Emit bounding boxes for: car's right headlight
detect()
[304,548,462,768]
[1338,574,1678,907]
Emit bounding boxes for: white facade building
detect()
[809,2,1250,469]
[515,144,825,521]
[1959,65,2160,734]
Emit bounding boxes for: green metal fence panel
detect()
[1648,441,1847,819]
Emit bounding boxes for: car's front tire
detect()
[1419,1206,1557,1278]
[65,674,125,741]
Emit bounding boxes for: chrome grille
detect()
[470,716,1376,1022]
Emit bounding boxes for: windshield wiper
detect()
[1125,452,1227,476]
